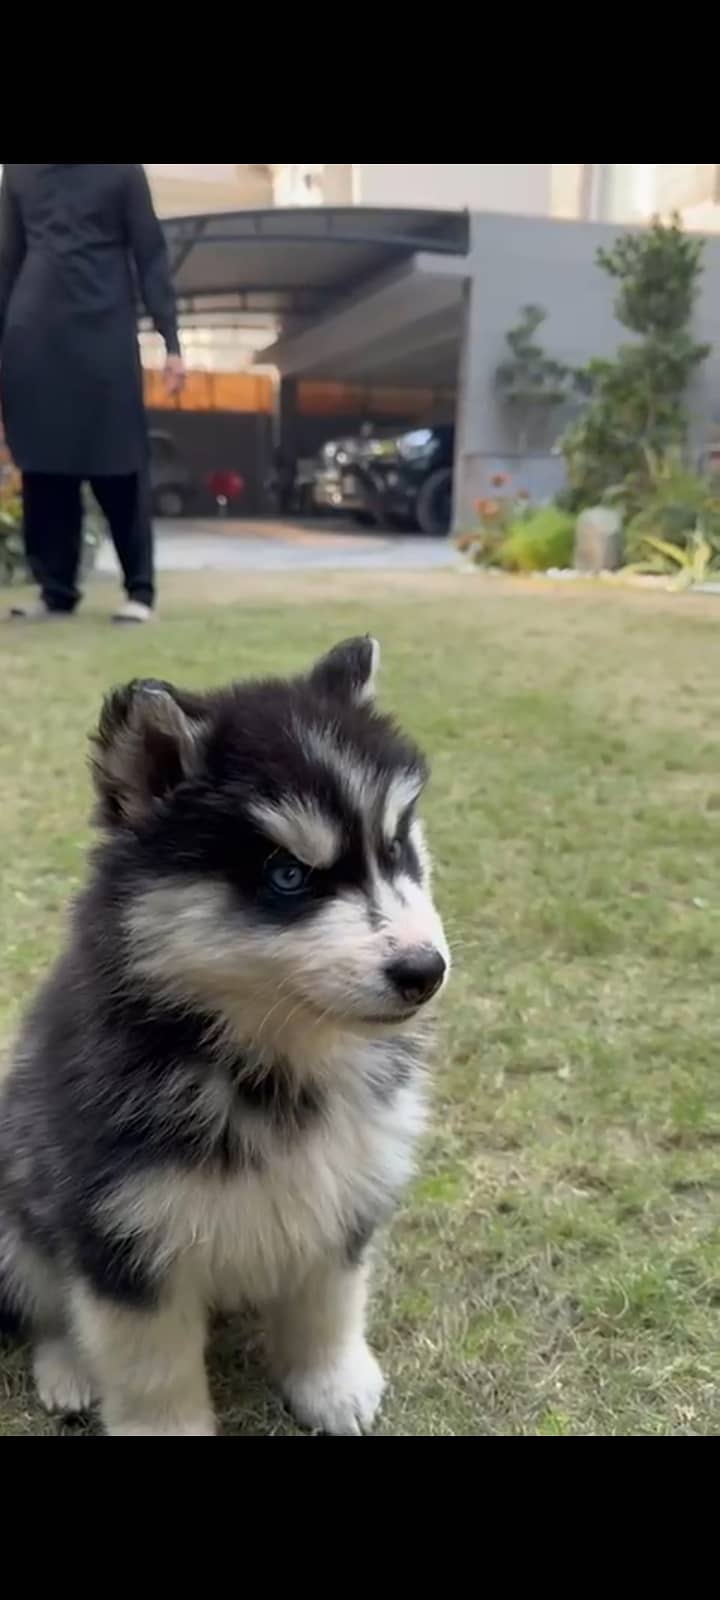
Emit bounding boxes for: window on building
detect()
[271,165,325,206]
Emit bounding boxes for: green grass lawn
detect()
[1,571,719,1436]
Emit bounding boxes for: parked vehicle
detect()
[149,429,192,517]
[313,425,455,535]
[265,451,318,517]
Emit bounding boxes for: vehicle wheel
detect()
[352,511,378,528]
[387,513,417,533]
[154,487,185,518]
[416,468,452,537]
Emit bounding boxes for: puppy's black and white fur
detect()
[0,638,449,1435]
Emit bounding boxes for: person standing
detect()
[0,163,184,622]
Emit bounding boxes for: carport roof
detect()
[163,205,470,327]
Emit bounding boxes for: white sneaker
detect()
[112,601,155,625]
[8,600,72,621]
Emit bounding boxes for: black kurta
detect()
[0,164,179,477]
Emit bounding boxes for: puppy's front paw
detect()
[34,1338,95,1416]
[283,1341,385,1436]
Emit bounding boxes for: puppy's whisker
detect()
[249,978,300,1043]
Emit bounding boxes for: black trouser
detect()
[22,472,154,613]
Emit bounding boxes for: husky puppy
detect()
[0,637,449,1435]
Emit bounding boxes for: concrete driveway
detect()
[98,517,456,577]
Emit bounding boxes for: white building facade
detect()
[0,166,717,228]
[145,163,555,218]
[144,164,720,232]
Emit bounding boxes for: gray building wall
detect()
[454,212,720,527]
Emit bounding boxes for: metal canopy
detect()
[162,205,470,330]
[263,250,469,388]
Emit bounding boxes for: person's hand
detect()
[164,354,186,398]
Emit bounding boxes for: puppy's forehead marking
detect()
[290,721,425,856]
[248,798,341,869]
[296,722,383,814]
[383,770,424,842]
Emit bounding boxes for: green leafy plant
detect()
[0,474,102,585]
[629,529,719,590]
[560,217,710,512]
[496,505,575,573]
[623,449,720,560]
[496,305,577,452]
[0,470,25,583]
[456,474,533,564]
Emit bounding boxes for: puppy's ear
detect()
[309,635,380,706]
[91,679,206,827]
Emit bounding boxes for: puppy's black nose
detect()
[386,948,447,1006]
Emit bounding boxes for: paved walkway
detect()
[98,517,455,577]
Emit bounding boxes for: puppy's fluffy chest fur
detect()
[103,1036,428,1308]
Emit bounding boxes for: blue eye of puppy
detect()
[388,837,403,865]
[266,857,308,895]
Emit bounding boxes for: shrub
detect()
[629,530,719,590]
[496,305,578,452]
[0,469,24,583]
[0,472,102,584]
[623,450,720,561]
[456,474,532,564]
[560,217,710,513]
[497,506,575,573]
